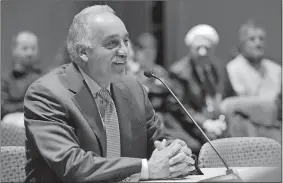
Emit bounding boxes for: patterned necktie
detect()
[97,88,121,158]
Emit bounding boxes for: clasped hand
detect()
[148,139,195,180]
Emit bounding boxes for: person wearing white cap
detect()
[168,24,227,152]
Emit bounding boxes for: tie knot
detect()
[97,89,112,103]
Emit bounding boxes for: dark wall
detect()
[1,0,152,75]
[164,0,282,69]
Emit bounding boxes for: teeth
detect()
[114,61,126,64]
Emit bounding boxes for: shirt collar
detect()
[78,66,111,96]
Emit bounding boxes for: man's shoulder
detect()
[226,54,245,71]
[263,58,281,71]
[169,56,188,73]
[26,64,69,96]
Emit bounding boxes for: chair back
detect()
[1,146,26,182]
[198,137,281,168]
[1,123,26,146]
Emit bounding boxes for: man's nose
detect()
[117,43,128,59]
[25,49,34,57]
[254,38,263,46]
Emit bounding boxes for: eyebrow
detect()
[104,33,129,41]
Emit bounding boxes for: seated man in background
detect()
[169,24,227,153]
[226,20,281,100]
[1,31,43,127]
[130,32,182,113]
[127,33,194,153]
[24,5,196,182]
[221,20,281,142]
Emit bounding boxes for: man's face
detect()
[13,33,39,67]
[189,36,214,65]
[241,28,265,60]
[85,13,129,83]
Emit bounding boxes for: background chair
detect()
[198,137,281,168]
[1,123,26,146]
[1,146,26,182]
[220,97,281,143]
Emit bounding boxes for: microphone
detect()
[144,71,242,182]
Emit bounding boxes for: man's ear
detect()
[75,43,88,62]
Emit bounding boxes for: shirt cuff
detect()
[140,159,149,180]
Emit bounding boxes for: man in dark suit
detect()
[24,5,195,182]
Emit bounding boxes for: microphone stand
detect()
[146,72,243,182]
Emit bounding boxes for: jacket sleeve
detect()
[24,82,142,183]
[136,81,174,159]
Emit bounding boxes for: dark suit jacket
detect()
[1,66,42,118]
[24,62,171,182]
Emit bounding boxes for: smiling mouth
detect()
[113,61,127,65]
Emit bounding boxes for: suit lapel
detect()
[63,63,106,156]
[111,82,132,156]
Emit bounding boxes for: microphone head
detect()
[144,71,154,78]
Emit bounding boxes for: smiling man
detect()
[24,5,196,183]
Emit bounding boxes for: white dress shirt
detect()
[227,54,281,100]
[78,66,149,180]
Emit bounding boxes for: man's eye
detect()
[124,39,129,45]
[106,40,119,48]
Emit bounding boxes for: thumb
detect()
[154,140,164,151]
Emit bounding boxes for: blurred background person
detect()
[126,32,198,153]
[129,32,184,116]
[169,24,227,153]
[221,20,281,142]
[133,32,172,94]
[224,20,281,100]
[128,32,171,111]
[1,31,43,127]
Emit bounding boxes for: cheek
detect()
[97,52,116,72]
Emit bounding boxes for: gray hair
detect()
[238,19,265,43]
[66,5,115,62]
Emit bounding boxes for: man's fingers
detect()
[171,164,196,178]
[180,146,192,157]
[171,139,187,147]
[167,143,182,157]
[154,140,164,151]
[182,164,196,173]
[171,171,182,178]
[169,161,187,173]
[169,152,186,166]
[185,156,195,165]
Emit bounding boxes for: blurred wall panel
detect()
[164,0,282,69]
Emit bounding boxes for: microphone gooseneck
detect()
[143,71,241,180]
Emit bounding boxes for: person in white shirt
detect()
[226,20,281,100]
[221,20,281,142]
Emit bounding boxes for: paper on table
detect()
[140,169,226,182]
[140,167,281,182]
